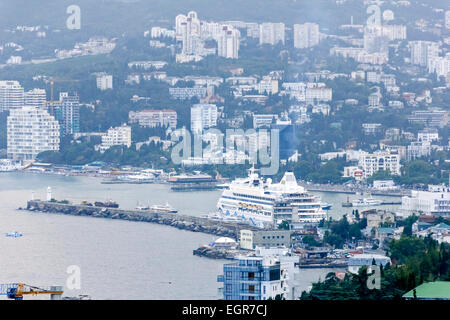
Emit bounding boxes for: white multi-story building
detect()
[398,185,450,218]
[169,87,207,100]
[258,77,279,95]
[259,23,285,46]
[190,103,218,133]
[0,80,24,112]
[418,129,439,143]
[7,106,60,161]
[428,53,450,80]
[217,25,240,59]
[407,141,431,161]
[24,88,46,109]
[409,41,439,68]
[246,22,260,38]
[305,87,332,103]
[362,123,382,135]
[253,114,276,128]
[129,109,177,129]
[98,124,132,152]
[359,151,401,177]
[293,23,320,49]
[96,74,113,90]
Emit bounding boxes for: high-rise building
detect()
[259,23,285,46]
[190,103,218,133]
[409,41,439,68]
[7,106,60,161]
[0,80,24,113]
[24,88,46,109]
[59,92,80,135]
[176,11,202,55]
[217,25,240,59]
[293,23,320,49]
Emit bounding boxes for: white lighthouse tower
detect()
[46,187,52,201]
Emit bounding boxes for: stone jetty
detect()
[25,200,262,238]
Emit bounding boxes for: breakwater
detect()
[25,200,261,238]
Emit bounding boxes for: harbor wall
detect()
[25,200,261,238]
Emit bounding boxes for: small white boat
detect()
[150,202,178,213]
[351,197,382,207]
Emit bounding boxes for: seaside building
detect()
[398,185,450,218]
[7,106,60,161]
[217,255,289,300]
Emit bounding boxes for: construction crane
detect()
[0,283,63,300]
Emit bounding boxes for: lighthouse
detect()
[47,187,52,201]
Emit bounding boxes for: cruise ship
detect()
[216,168,327,228]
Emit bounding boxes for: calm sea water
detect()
[0,172,400,300]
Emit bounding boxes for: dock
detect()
[24,200,262,238]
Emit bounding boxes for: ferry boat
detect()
[102,171,155,184]
[150,203,178,214]
[168,173,217,191]
[351,197,382,207]
[216,168,327,228]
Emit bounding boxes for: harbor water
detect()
[0,172,400,299]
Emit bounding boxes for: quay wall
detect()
[25,200,262,238]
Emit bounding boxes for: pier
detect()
[298,182,410,198]
[24,200,262,238]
